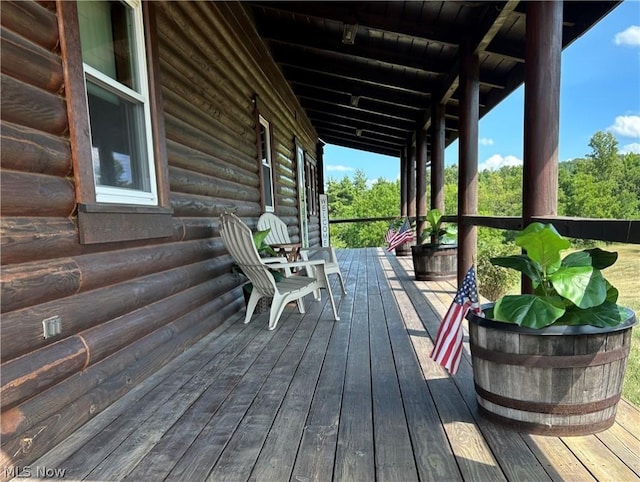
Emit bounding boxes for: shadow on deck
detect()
[18,248,640,481]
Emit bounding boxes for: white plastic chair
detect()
[220,213,340,330]
[257,212,347,295]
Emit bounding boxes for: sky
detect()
[323,1,640,183]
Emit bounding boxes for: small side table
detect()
[270,242,301,262]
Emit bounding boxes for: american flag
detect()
[386,217,413,252]
[430,266,482,375]
[384,221,396,244]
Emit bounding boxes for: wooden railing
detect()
[329,215,640,244]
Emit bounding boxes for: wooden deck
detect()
[20,248,640,481]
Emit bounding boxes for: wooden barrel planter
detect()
[394,241,413,257]
[411,244,457,280]
[467,307,637,436]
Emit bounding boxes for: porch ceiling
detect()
[246,1,619,158]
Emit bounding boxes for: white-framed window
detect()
[78,0,158,205]
[259,115,275,212]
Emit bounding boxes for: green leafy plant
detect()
[489,222,628,328]
[233,228,283,294]
[252,229,278,257]
[419,209,457,244]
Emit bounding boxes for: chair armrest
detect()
[263,257,289,264]
[268,259,325,270]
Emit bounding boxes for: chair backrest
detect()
[257,212,291,245]
[220,213,277,296]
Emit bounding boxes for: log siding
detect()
[1,0,321,471]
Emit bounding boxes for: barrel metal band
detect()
[477,406,615,436]
[474,382,621,414]
[470,344,629,368]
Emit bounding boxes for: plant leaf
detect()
[583,248,618,269]
[490,254,542,284]
[561,251,594,268]
[605,281,619,303]
[494,294,565,328]
[549,266,607,309]
[515,223,569,274]
[427,209,442,228]
[562,248,618,270]
[558,302,629,327]
[252,229,271,248]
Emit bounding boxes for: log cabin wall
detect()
[0,0,320,470]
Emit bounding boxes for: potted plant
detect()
[411,209,457,280]
[466,222,637,435]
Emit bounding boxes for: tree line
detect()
[327,131,639,299]
[327,131,640,249]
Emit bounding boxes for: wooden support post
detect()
[316,141,325,194]
[406,140,416,222]
[416,129,428,239]
[400,147,408,217]
[431,100,446,212]
[522,2,562,292]
[457,39,479,285]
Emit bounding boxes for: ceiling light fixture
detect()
[342,23,358,44]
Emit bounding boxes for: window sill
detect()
[78,203,174,244]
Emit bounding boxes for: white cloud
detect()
[620,142,640,154]
[479,154,523,172]
[326,164,355,172]
[614,25,640,46]
[479,137,494,146]
[607,115,640,138]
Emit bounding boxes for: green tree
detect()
[561,132,639,219]
[327,171,400,247]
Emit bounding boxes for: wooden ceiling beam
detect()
[319,134,401,157]
[284,71,430,109]
[296,92,418,125]
[301,99,417,130]
[312,119,407,143]
[316,127,404,150]
[306,110,411,137]
[247,2,461,47]
[274,50,440,96]
[258,27,452,76]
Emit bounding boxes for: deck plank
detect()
[205,295,331,481]
[161,308,307,481]
[368,250,419,482]
[375,251,462,481]
[332,249,375,482]
[387,250,555,482]
[34,315,252,480]
[562,435,639,481]
[19,247,640,482]
[595,423,640,477]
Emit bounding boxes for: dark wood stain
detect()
[1,0,319,472]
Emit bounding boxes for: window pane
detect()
[259,119,274,210]
[87,81,150,192]
[262,164,273,207]
[260,124,269,167]
[78,1,138,90]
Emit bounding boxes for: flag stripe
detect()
[430,266,482,375]
[386,217,413,252]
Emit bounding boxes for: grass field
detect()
[603,243,640,407]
